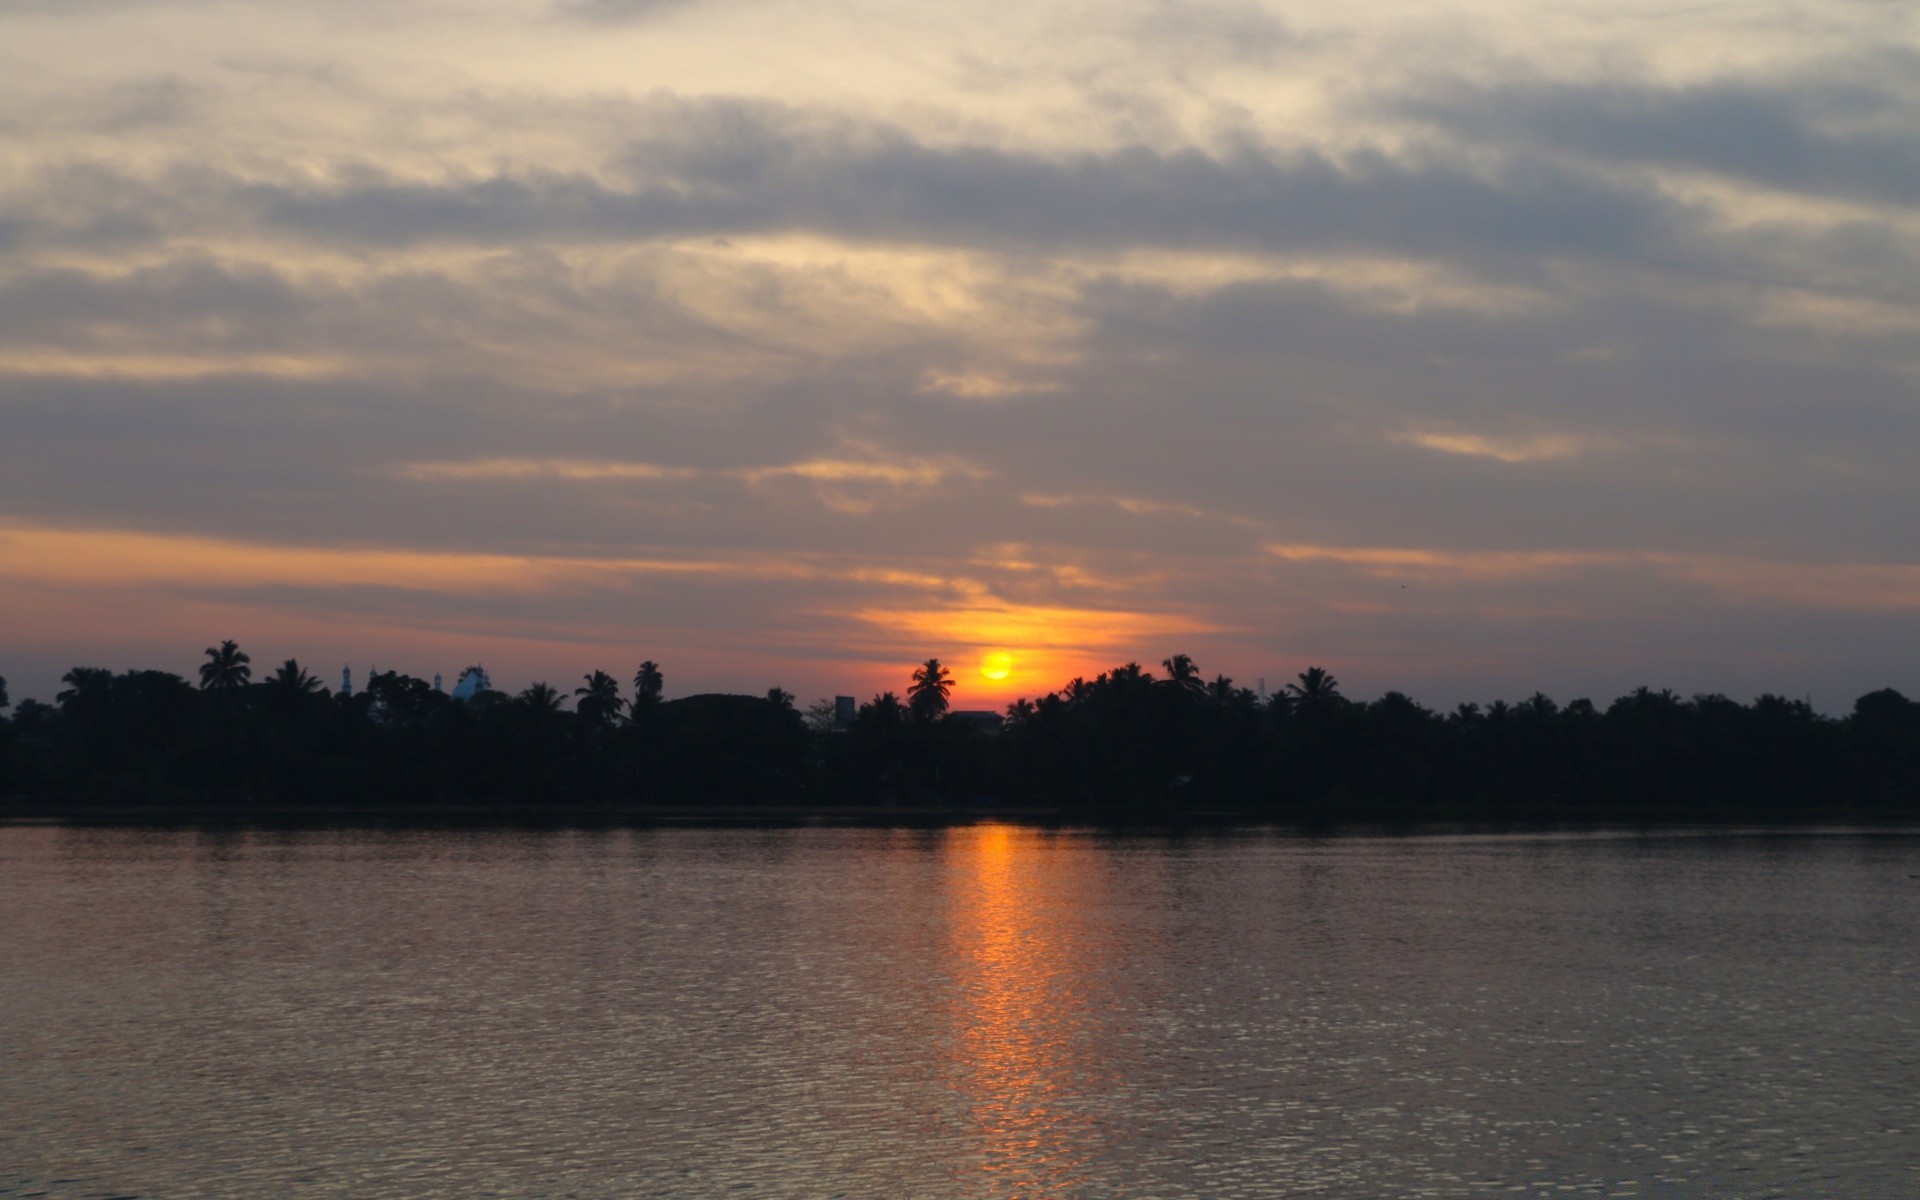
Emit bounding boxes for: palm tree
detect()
[575,670,625,726]
[266,659,323,695]
[199,640,252,690]
[907,658,952,721]
[259,659,325,717]
[1108,662,1153,697]
[633,661,664,708]
[860,691,905,729]
[1163,654,1204,693]
[56,667,114,711]
[1285,666,1342,708]
[517,681,566,713]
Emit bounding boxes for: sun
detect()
[980,651,1014,682]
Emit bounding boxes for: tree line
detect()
[0,643,1916,821]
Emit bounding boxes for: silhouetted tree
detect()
[11,638,1920,821]
[264,659,324,698]
[1163,654,1204,693]
[802,697,838,733]
[199,640,252,690]
[575,670,625,727]
[1206,674,1243,705]
[1286,667,1342,709]
[56,668,113,711]
[633,661,664,709]
[908,659,952,722]
[1849,688,1920,806]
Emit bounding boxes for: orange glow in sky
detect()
[1,0,1915,711]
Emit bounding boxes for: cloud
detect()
[395,459,700,482]
[394,453,987,489]
[235,128,1685,265]
[1394,68,1920,208]
[1398,430,1620,463]
[554,0,703,21]
[0,92,1689,266]
[1130,0,1298,69]
[4,0,1920,709]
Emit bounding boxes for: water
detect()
[1,824,1914,1198]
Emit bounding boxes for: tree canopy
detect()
[1,643,1916,822]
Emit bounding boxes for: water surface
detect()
[1,825,1914,1198]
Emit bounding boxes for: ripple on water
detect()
[0,826,1916,1198]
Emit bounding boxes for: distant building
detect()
[341,665,352,698]
[834,695,856,728]
[950,710,1005,734]
[450,665,492,702]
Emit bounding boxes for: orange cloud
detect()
[1399,431,1617,463]
[394,454,987,489]
[0,523,817,592]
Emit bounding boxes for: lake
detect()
[1,824,1914,1198]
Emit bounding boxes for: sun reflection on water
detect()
[941,824,1110,1193]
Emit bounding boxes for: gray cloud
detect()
[237,119,1686,265]
[4,6,1920,708]
[556,0,703,19]
[1395,64,1920,207]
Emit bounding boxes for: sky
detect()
[2,0,1918,712]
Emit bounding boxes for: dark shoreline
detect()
[6,799,1919,834]
[13,656,1920,830]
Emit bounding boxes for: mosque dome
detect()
[450,665,492,702]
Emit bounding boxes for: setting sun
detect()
[980,651,1014,682]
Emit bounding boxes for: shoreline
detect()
[4,800,1917,834]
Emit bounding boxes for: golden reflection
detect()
[942,824,1105,1191]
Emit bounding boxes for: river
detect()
[1,824,1914,1197]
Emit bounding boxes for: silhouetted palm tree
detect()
[1286,666,1342,707]
[633,661,664,708]
[258,659,324,719]
[266,659,323,695]
[860,691,905,728]
[56,667,113,710]
[518,682,566,713]
[199,640,252,690]
[907,658,952,721]
[575,670,625,726]
[1163,654,1204,693]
